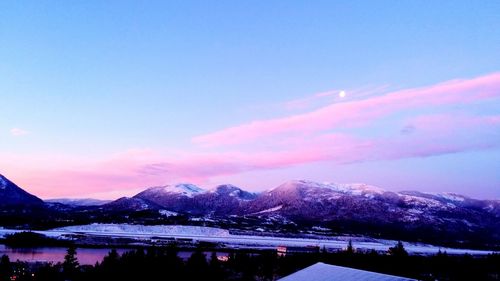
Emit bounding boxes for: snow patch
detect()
[159,210,178,217]
[312,226,330,232]
[402,195,442,209]
[146,183,204,197]
[324,183,385,195]
[253,205,283,215]
[407,208,424,215]
[45,198,111,206]
[275,180,385,196]
[436,193,466,202]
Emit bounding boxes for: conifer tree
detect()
[388,241,408,257]
[0,255,12,281]
[63,246,80,280]
[346,239,355,254]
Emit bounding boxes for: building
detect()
[276,245,320,256]
[278,262,417,281]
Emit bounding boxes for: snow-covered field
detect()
[54,224,230,237]
[0,224,496,256]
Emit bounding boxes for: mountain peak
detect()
[45,198,112,206]
[434,192,468,202]
[272,180,325,191]
[0,174,44,205]
[141,183,204,198]
[211,184,257,200]
[275,180,385,193]
[323,182,385,195]
[212,184,241,193]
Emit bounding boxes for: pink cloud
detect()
[283,85,390,110]
[2,74,500,199]
[0,149,168,199]
[3,111,498,199]
[158,114,500,186]
[10,128,29,136]
[284,90,341,110]
[193,73,500,146]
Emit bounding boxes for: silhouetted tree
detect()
[346,239,355,254]
[209,252,225,280]
[0,255,12,281]
[4,245,500,281]
[102,249,119,267]
[63,246,79,280]
[35,263,62,281]
[187,249,208,280]
[258,251,277,281]
[389,241,408,257]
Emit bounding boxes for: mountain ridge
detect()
[0,174,44,206]
[0,173,498,247]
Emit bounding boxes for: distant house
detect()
[278,262,417,281]
[276,245,320,256]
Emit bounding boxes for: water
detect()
[0,244,230,265]
[0,244,128,265]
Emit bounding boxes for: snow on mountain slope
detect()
[100,179,499,247]
[45,198,112,206]
[138,183,204,198]
[209,184,257,200]
[263,180,386,204]
[324,183,385,197]
[159,210,178,217]
[252,205,283,215]
[434,193,467,202]
[132,184,205,212]
[269,180,384,198]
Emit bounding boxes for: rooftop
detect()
[278,262,417,281]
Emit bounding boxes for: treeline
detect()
[2,232,68,248]
[1,243,499,281]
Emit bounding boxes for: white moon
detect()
[339,90,346,98]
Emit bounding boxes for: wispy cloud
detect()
[193,73,500,147]
[283,85,391,110]
[10,128,30,137]
[2,73,500,198]
[5,112,499,199]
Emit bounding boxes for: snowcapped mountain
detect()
[133,184,205,214]
[119,180,499,230]
[135,183,204,198]
[96,179,498,246]
[246,180,500,220]
[109,179,500,220]
[209,184,257,201]
[239,180,499,246]
[0,174,44,206]
[45,198,111,206]
[0,173,498,247]
[131,183,256,215]
[190,184,258,215]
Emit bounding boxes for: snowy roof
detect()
[278,262,416,281]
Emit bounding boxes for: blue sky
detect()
[1,1,499,199]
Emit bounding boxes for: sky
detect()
[1,1,499,199]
